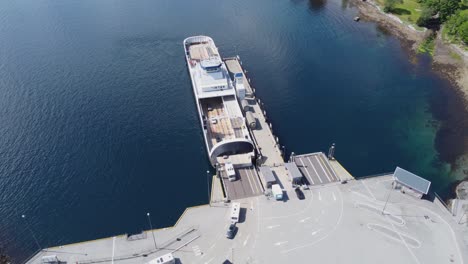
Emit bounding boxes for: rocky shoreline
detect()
[350,0,468,106]
[349,0,468,201]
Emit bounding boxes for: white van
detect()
[272,184,283,200]
[230,202,241,223]
[225,163,236,181]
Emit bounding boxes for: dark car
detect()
[295,187,305,200]
[226,223,237,239]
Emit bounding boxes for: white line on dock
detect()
[111,236,116,264]
[318,155,335,181]
[274,241,288,246]
[311,229,322,236]
[244,169,255,194]
[307,157,323,183]
[267,224,280,229]
[299,158,315,185]
[314,155,331,182]
[243,234,250,246]
[362,180,376,200]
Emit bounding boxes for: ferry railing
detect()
[356,172,394,180]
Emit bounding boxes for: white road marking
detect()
[362,180,376,200]
[314,155,331,182]
[274,241,288,246]
[267,224,280,229]
[281,189,345,254]
[299,217,311,223]
[388,220,421,264]
[307,157,323,183]
[299,158,315,184]
[332,192,337,201]
[318,191,322,201]
[244,168,256,194]
[247,167,260,193]
[319,154,338,181]
[111,237,116,264]
[208,244,215,250]
[205,257,214,264]
[311,229,322,236]
[193,245,202,256]
[243,234,250,246]
[315,156,332,182]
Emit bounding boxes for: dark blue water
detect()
[0,0,465,261]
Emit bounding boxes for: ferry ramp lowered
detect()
[220,166,264,200]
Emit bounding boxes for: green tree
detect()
[460,21,468,43]
[417,6,437,26]
[445,10,468,42]
[425,0,461,22]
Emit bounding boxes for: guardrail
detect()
[434,192,454,216]
[21,249,43,264]
[356,172,394,180]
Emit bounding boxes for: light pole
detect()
[21,214,42,251]
[146,213,157,250]
[381,181,394,215]
[207,170,211,206]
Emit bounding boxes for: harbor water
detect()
[0,0,465,261]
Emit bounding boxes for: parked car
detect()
[295,187,305,200]
[226,223,237,239]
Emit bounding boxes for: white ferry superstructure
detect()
[183,36,255,166]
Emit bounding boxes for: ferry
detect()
[183,36,255,167]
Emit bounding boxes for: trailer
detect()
[272,184,283,200]
[230,202,241,223]
[147,253,175,264]
[225,163,236,181]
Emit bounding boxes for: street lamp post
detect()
[21,214,42,251]
[146,213,157,250]
[207,170,211,206]
[381,182,394,215]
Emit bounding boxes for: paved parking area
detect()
[294,153,339,186]
[221,166,264,200]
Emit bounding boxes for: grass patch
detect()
[376,0,423,27]
[449,51,462,61]
[417,34,435,55]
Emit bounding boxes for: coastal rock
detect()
[456,180,468,200]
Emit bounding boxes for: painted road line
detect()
[298,157,314,184]
[362,180,376,200]
[319,154,336,181]
[244,168,255,194]
[323,154,339,181]
[314,155,331,182]
[205,257,214,264]
[274,241,288,246]
[332,192,337,201]
[318,191,322,201]
[311,229,322,236]
[307,157,323,183]
[299,217,312,223]
[243,234,250,246]
[111,237,116,264]
[249,167,261,193]
[267,224,280,229]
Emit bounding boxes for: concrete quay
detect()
[27,175,468,264]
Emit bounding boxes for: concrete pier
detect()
[24,53,468,264]
[26,176,468,264]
